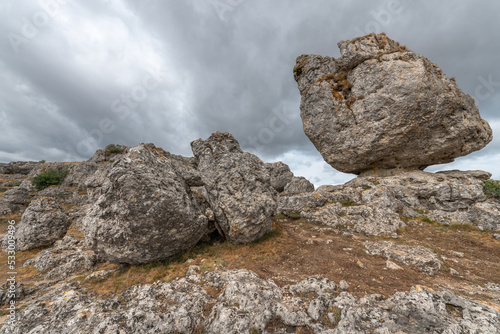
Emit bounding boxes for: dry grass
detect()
[0,213,498,304]
[72,216,500,301]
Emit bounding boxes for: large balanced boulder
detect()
[294,33,492,174]
[83,143,208,264]
[191,132,277,244]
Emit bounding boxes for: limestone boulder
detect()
[2,197,71,251]
[191,132,277,244]
[265,161,293,192]
[294,33,492,174]
[83,143,208,264]
[284,176,315,195]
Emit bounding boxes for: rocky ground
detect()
[0,149,499,333]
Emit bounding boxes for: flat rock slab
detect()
[364,240,442,275]
[294,33,492,174]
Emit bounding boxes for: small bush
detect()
[32,168,69,190]
[419,216,434,224]
[340,199,357,207]
[288,212,301,220]
[293,66,303,76]
[105,144,125,156]
[482,179,500,200]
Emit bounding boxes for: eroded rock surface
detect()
[364,241,442,274]
[278,169,500,237]
[83,143,208,264]
[284,176,315,195]
[191,132,277,244]
[294,33,492,174]
[23,235,97,280]
[2,269,498,334]
[265,161,294,193]
[2,197,71,251]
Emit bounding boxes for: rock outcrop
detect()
[364,241,443,274]
[265,161,294,192]
[278,169,500,236]
[284,176,315,195]
[2,197,71,251]
[0,187,30,215]
[2,268,498,334]
[23,235,97,280]
[83,143,209,264]
[191,132,278,244]
[294,33,493,174]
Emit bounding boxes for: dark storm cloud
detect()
[0,0,499,182]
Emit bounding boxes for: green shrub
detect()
[482,179,500,199]
[340,199,357,207]
[288,212,301,220]
[105,144,125,156]
[32,168,69,190]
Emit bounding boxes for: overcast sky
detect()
[0,0,499,185]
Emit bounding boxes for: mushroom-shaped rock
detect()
[294,33,492,174]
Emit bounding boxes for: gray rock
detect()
[284,176,315,195]
[334,285,500,333]
[3,269,498,334]
[2,197,71,251]
[364,241,443,275]
[0,281,25,306]
[277,191,329,216]
[338,280,349,291]
[191,132,277,244]
[279,169,500,236]
[294,33,492,174]
[2,187,29,206]
[83,143,208,264]
[0,187,30,215]
[265,161,294,192]
[26,235,97,280]
[0,161,38,175]
[204,269,284,333]
[386,260,403,270]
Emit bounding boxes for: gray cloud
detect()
[0,0,499,183]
